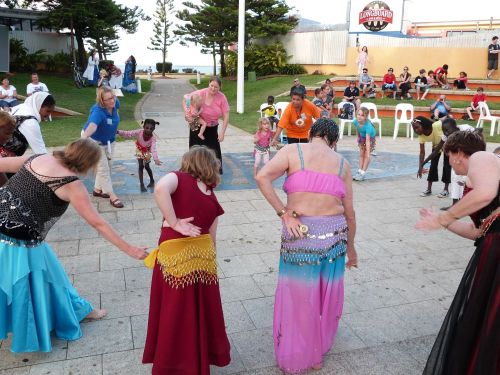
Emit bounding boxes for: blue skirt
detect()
[0,234,93,352]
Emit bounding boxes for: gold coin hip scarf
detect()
[144,234,218,288]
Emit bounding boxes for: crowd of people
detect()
[0,37,498,375]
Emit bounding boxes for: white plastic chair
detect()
[338,102,355,139]
[477,101,500,136]
[394,103,414,140]
[360,102,382,139]
[274,101,289,143]
[259,102,271,118]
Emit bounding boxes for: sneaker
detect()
[420,189,432,197]
[353,173,365,181]
[437,190,450,198]
[370,150,378,156]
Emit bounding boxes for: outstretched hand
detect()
[173,217,201,237]
[415,207,442,231]
[126,246,149,260]
[346,247,358,269]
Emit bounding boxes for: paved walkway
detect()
[1,78,497,375]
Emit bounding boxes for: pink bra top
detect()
[283,144,346,199]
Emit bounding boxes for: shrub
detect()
[45,52,72,73]
[171,69,179,73]
[279,64,307,75]
[156,62,173,73]
[99,60,114,69]
[182,68,193,73]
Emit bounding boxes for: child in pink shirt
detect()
[185,94,207,139]
[117,119,161,192]
[253,118,274,177]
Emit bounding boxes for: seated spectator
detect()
[421,70,437,100]
[434,64,449,88]
[313,85,333,118]
[108,64,123,89]
[261,95,278,128]
[381,68,397,99]
[464,87,486,120]
[343,80,361,110]
[26,73,49,96]
[0,78,18,109]
[359,68,375,97]
[97,69,110,88]
[430,95,451,120]
[453,71,468,90]
[398,66,412,99]
[324,78,335,100]
[289,78,306,97]
[414,69,428,100]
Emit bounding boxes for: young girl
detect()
[352,107,376,181]
[453,71,468,90]
[97,69,110,88]
[421,70,436,100]
[356,45,369,75]
[253,117,274,177]
[142,145,231,374]
[185,93,207,139]
[117,119,161,192]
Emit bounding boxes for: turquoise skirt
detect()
[0,233,93,352]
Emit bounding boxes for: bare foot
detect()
[312,363,323,370]
[198,133,205,140]
[86,309,107,320]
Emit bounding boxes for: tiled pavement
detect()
[1,78,498,375]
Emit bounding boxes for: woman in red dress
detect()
[142,145,231,374]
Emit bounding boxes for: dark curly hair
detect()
[443,131,486,156]
[308,118,339,147]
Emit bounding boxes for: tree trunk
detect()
[96,38,104,61]
[162,49,166,77]
[212,44,216,77]
[75,30,86,70]
[218,42,226,77]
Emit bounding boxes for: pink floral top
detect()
[117,129,159,161]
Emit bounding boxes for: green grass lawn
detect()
[7,73,151,147]
[191,75,500,143]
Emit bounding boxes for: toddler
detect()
[117,119,161,192]
[253,117,274,177]
[185,93,207,139]
[352,107,376,181]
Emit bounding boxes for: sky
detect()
[110,0,498,69]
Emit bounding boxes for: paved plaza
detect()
[1,78,497,375]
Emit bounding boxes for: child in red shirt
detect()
[465,87,486,121]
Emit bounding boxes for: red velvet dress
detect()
[142,172,231,374]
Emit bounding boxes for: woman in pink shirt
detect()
[182,76,230,173]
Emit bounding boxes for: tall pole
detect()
[236,0,245,114]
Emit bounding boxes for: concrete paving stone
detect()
[378,275,449,303]
[436,294,454,311]
[27,355,102,375]
[424,249,469,272]
[423,269,463,295]
[100,251,145,271]
[347,279,408,311]
[100,288,150,319]
[218,254,270,277]
[133,219,161,234]
[230,328,275,370]
[258,252,280,272]
[241,297,274,329]
[222,301,256,334]
[116,209,154,222]
[78,238,116,255]
[218,212,252,227]
[46,225,98,242]
[236,223,281,239]
[219,276,265,303]
[224,190,262,202]
[130,315,148,349]
[73,269,125,294]
[59,254,100,275]
[0,369,29,375]
[102,349,151,375]
[124,267,152,290]
[215,241,238,258]
[49,240,80,258]
[248,199,274,211]
[107,221,141,235]
[0,336,67,370]
[342,308,413,347]
[131,198,158,210]
[390,300,447,338]
[339,341,421,375]
[236,367,283,375]
[230,239,281,256]
[243,210,281,224]
[343,258,398,285]
[251,272,278,297]
[395,335,436,368]
[217,225,244,242]
[97,200,134,212]
[121,233,159,249]
[222,201,255,213]
[329,321,367,354]
[386,253,438,277]
[353,240,389,260]
[373,238,429,256]
[67,318,133,358]
[79,293,101,311]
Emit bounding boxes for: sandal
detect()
[93,190,110,198]
[110,198,124,208]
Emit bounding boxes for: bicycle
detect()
[72,62,86,89]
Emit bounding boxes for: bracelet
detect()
[446,210,460,221]
[437,213,450,229]
[277,208,286,218]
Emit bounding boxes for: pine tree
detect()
[149,0,175,77]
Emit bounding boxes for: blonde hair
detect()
[190,93,202,109]
[96,86,115,107]
[0,111,16,131]
[99,69,108,76]
[257,117,270,131]
[53,139,102,174]
[180,146,220,187]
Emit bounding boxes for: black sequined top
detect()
[0,155,78,245]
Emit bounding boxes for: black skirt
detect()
[423,219,500,375]
[189,125,223,174]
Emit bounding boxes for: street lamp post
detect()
[236,0,245,114]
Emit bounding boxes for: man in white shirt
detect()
[26,73,49,96]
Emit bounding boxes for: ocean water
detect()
[115,64,219,74]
